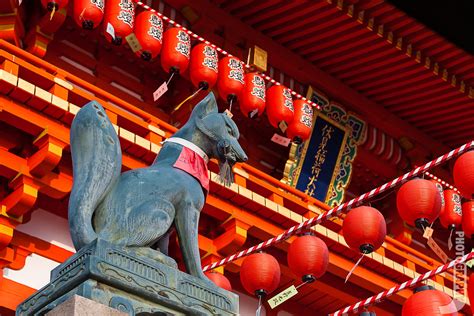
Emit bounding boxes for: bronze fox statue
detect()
[68,92,247,282]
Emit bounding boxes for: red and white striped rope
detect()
[132,0,321,110]
[424,171,461,194]
[331,251,474,315]
[202,141,474,271]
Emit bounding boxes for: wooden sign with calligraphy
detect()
[284,111,349,203]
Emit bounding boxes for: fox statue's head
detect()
[179,92,248,186]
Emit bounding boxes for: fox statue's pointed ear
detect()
[191,92,218,120]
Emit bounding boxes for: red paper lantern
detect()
[462,200,474,238]
[205,271,232,291]
[342,206,387,254]
[453,151,474,199]
[440,190,462,230]
[396,179,442,229]
[41,0,68,11]
[287,234,328,282]
[240,253,280,297]
[286,100,313,143]
[73,0,104,30]
[239,72,266,118]
[103,0,135,46]
[134,11,163,61]
[402,286,457,316]
[266,85,294,128]
[217,56,245,102]
[431,180,445,216]
[189,44,218,90]
[161,28,190,74]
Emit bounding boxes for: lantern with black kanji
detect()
[343,206,386,254]
[287,234,328,282]
[205,271,232,291]
[103,0,135,46]
[462,200,474,238]
[453,151,474,199]
[161,28,190,74]
[240,252,280,298]
[189,43,218,90]
[266,85,294,128]
[440,189,462,231]
[402,286,457,316]
[134,11,163,61]
[431,180,445,216]
[286,100,313,143]
[396,179,442,229]
[217,56,245,103]
[239,72,266,118]
[41,0,68,11]
[73,0,104,30]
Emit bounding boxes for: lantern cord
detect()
[256,296,262,316]
[448,229,454,250]
[79,8,86,21]
[345,253,365,283]
[295,279,311,290]
[50,6,56,21]
[229,98,233,113]
[171,86,204,114]
[166,72,176,86]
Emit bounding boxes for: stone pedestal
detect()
[46,295,127,316]
[17,239,238,316]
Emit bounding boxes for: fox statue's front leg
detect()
[175,202,210,282]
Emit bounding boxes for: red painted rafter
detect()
[369,81,452,104]
[333,53,407,79]
[356,64,433,93]
[243,1,304,25]
[254,1,328,33]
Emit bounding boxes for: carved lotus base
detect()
[16,239,239,316]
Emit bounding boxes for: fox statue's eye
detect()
[227,126,234,137]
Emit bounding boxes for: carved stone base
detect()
[17,239,239,316]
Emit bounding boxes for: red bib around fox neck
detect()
[167,138,209,193]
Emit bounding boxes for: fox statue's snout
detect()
[216,138,248,166]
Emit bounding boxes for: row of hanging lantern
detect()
[71,0,313,142]
[395,151,474,242]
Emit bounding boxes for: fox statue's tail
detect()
[68,101,122,250]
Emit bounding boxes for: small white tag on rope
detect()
[224,109,233,118]
[423,226,434,239]
[345,253,365,283]
[126,33,142,53]
[106,23,116,39]
[153,82,168,101]
[271,133,291,147]
[18,0,23,5]
[427,237,449,263]
[268,285,298,309]
[448,229,454,250]
[249,108,258,118]
[279,121,288,133]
